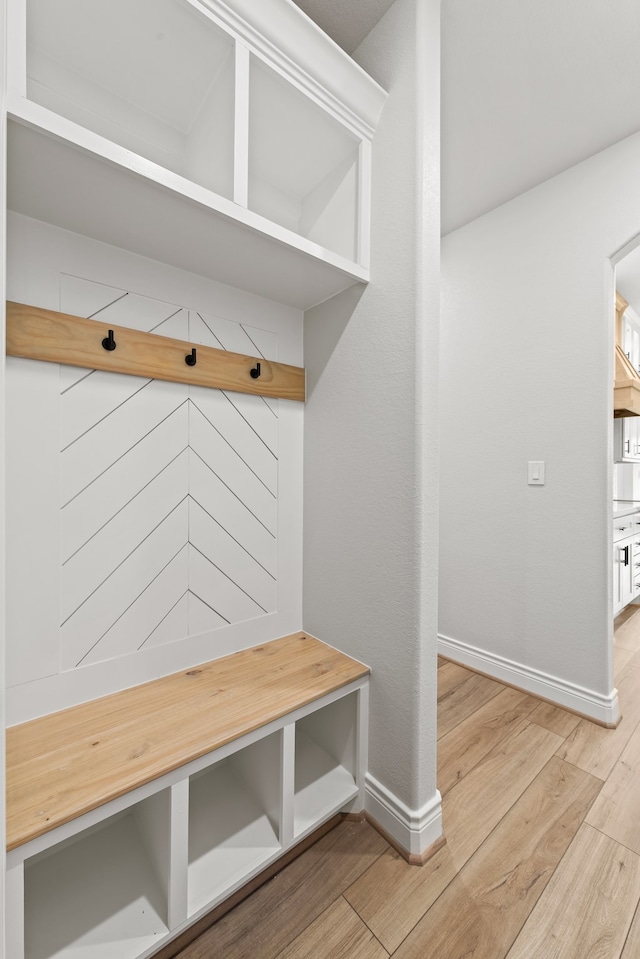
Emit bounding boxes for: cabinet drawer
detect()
[614,517,636,541]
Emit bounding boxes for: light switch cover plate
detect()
[528,461,545,485]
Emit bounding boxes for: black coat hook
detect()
[250,361,261,379]
[102,329,116,352]
[185,347,197,367]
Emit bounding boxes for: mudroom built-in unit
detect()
[0,0,387,956]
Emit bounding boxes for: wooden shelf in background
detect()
[6,300,305,401]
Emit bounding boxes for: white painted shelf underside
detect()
[7,114,367,311]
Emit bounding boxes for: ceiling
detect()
[294,0,640,237]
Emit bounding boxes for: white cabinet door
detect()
[632,537,640,600]
[629,418,637,459]
[613,541,622,614]
[614,417,640,462]
[622,539,635,608]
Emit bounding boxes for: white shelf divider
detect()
[233,40,250,208]
[6,860,25,959]
[167,781,189,931]
[280,723,296,849]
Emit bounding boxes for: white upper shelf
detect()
[6,0,388,310]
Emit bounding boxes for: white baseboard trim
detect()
[438,632,619,726]
[365,774,443,859]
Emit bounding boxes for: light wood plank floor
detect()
[167,611,640,958]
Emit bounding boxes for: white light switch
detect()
[528,461,545,485]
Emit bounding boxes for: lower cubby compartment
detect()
[294,692,359,836]
[23,795,171,959]
[187,732,282,916]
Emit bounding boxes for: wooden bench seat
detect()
[6,632,369,852]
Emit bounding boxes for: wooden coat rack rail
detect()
[5,301,306,402]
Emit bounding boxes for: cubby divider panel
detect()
[293,692,359,837]
[188,732,282,916]
[23,796,172,959]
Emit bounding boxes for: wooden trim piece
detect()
[6,301,305,401]
[614,381,640,419]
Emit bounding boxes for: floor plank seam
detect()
[436,685,506,741]
[621,899,640,958]
[347,897,393,959]
[584,821,640,861]
[386,872,459,958]
[551,752,609,782]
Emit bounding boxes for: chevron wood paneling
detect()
[188,450,276,575]
[61,452,190,624]
[189,499,276,614]
[61,379,190,505]
[58,277,280,670]
[188,400,277,533]
[61,499,190,669]
[84,548,191,665]
[61,403,189,562]
[189,386,277,494]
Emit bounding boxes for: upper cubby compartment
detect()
[248,56,360,263]
[6,0,387,310]
[25,0,236,200]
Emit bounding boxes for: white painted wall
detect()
[440,131,640,722]
[303,0,441,855]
